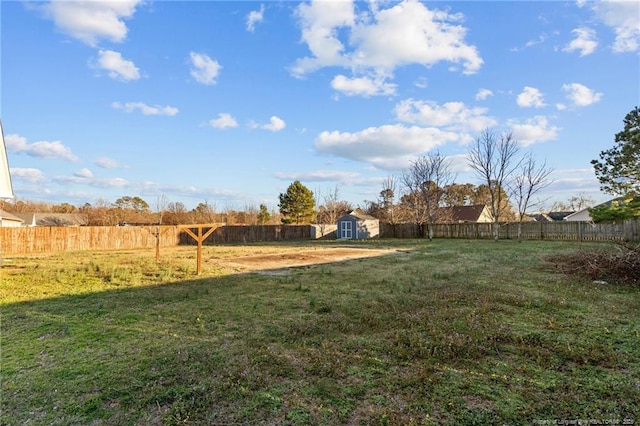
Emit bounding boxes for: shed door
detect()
[340,220,353,239]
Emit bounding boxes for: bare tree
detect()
[155,194,169,225]
[510,154,554,242]
[316,185,351,237]
[379,176,400,224]
[402,152,454,240]
[317,185,349,225]
[467,129,521,240]
[550,193,595,212]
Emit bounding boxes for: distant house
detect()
[14,213,89,227]
[0,209,24,227]
[529,211,575,222]
[437,204,493,223]
[336,209,379,240]
[564,199,620,222]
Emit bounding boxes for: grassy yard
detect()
[1,240,639,425]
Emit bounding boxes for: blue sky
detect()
[2,0,639,212]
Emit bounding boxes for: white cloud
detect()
[111,102,178,116]
[562,83,603,107]
[95,157,122,169]
[314,124,459,170]
[508,116,559,146]
[525,33,549,48]
[394,99,497,132]
[260,116,286,132]
[5,134,79,162]
[93,177,130,189]
[190,52,222,85]
[274,170,359,182]
[246,4,265,33]
[589,0,640,53]
[349,1,483,75]
[331,74,396,97]
[292,0,482,91]
[510,33,549,52]
[40,0,143,47]
[94,49,140,81]
[209,113,238,129]
[74,168,93,178]
[291,0,355,75]
[517,86,546,108]
[475,88,493,101]
[414,77,428,89]
[10,168,47,183]
[563,27,598,56]
[446,154,473,173]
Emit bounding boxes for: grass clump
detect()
[1,240,639,425]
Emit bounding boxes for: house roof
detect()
[343,208,378,221]
[439,204,489,222]
[0,209,24,223]
[547,211,575,221]
[14,212,89,226]
[528,213,553,222]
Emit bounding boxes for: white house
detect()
[564,198,620,222]
[0,209,24,227]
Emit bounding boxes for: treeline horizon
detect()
[0,181,595,227]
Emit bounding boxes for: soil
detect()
[215,247,398,273]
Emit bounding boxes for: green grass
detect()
[1,240,639,425]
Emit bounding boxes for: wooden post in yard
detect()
[151,225,176,263]
[178,224,220,275]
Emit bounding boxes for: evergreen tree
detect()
[278,181,316,224]
[592,106,640,197]
[257,204,271,225]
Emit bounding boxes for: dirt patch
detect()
[215,247,397,273]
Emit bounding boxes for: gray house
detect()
[336,209,379,240]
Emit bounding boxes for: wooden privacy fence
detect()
[380,219,640,242]
[178,225,312,245]
[0,225,181,255]
[1,220,638,256]
[1,224,314,256]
